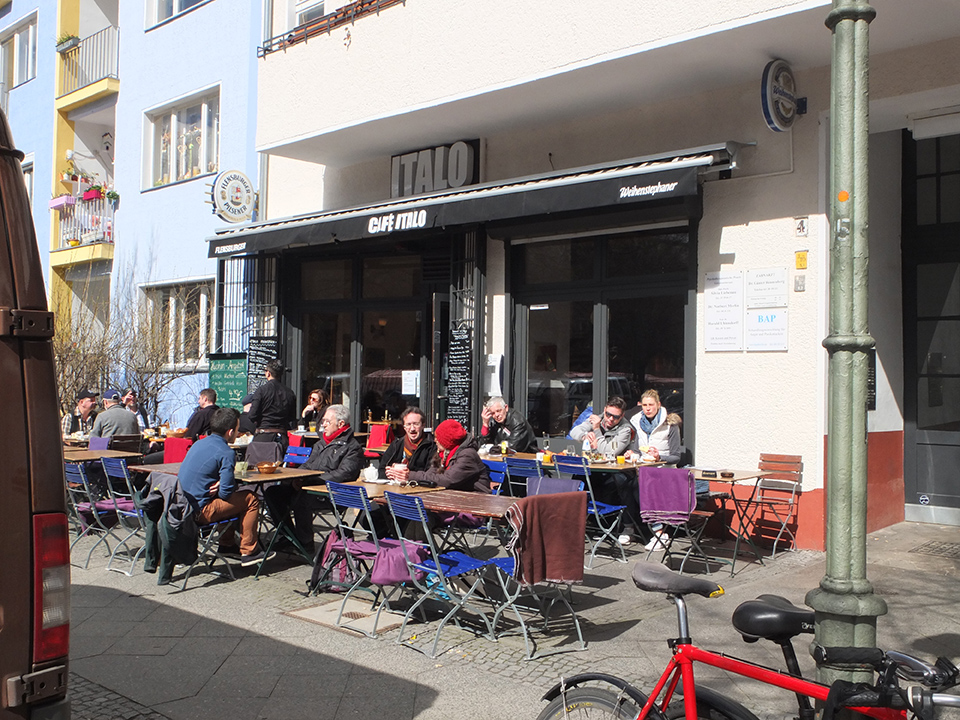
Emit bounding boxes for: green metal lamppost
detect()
[805,0,887,688]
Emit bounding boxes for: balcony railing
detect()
[259,0,405,57]
[58,26,119,98]
[56,193,116,249]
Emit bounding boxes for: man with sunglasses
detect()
[569,396,634,456]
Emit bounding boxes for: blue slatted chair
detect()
[283,445,312,466]
[64,462,121,568]
[383,491,496,658]
[503,456,543,496]
[100,457,147,575]
[553,455,627,568]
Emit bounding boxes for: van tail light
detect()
[33,513,70,663]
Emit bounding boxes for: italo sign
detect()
[391,139,480,198]
[367,208,430,235]
[210,170,255,223]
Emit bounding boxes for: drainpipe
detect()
[805,0,887,689]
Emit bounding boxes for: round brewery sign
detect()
[211,170,254,223]
[761,59,798,132]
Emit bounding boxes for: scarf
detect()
[402,434,422,461]
[638,407,665,439]
[323,424,349,444]
[438,442,461,470]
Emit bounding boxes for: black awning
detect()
[208,146,736,258]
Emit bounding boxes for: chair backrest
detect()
[502,456,542,495]
[111,434,143,454]
[364,423,394,457]
[382,491,444,575]
[757,453,802,495]
[637,467,696,526]
[326,480,381,549]
[526,476,584,496]
[163,437,194,463]
[552,455,602,501]
[283,445,312,466]
[482,457,506,493]
[101,457,135,500]
[88,436,111,451]
[287,431,303,447]
[64,462,100,514]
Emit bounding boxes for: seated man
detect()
[383,406,436,478]
[390,419,491,493]
[61,389,98,436]
[479,396,537,453]
[185,388,220,441]
[90,388,141,438]
[121,389,149,430]
[177,407,274,567]
[264,404,362,554]
[569,396,634,456]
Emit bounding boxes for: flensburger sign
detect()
[761,59,798,133]
[211,170,255,223]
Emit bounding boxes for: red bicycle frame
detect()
[636,643,906,720]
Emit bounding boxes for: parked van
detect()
[0,111,71,718]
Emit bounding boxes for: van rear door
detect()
[0,110,71,718]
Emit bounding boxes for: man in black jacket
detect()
[264,404,362,553]
[383,406,435,479]
[249,358,297,437]
[479,396,537,453]
[184,388,219,440]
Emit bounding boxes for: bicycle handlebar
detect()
[814,645,885,668]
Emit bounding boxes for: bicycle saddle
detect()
[732,593,815,643]
[632,561,724,598]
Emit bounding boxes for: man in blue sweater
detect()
[178,407,274,567]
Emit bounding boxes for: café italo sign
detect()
[210,170,255,223]
[391,139,480,198]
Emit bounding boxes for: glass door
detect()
[300,311,352,408]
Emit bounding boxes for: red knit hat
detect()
[434,419,467,449]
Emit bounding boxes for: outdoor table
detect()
[401,489,518,519]
[302,479,445,499]
[691,468,770,574]
[127,462,324,484]
[64,448,143,462]
[481,451,663,474]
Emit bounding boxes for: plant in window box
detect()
[82,184,103,201]
[56,34,80,53]
[49,193,76,211]
[105,189,120,210]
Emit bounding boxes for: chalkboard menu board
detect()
[247,336,280,392]
[447,327,472,425]
[208,353,247,410]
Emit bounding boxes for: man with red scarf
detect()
[264,403,362,553]
[383,406,435,477]
[391,419,491,492]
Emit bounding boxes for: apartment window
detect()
[143,279,214,368]
[148,90,219,187]
[296,1,326,25]
[218,255,278,353]
[154,0,207,24]
[22,155,33,206]
[0,15,37,99]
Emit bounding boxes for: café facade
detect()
[208,0,960,548]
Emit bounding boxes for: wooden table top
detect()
[126,463,324,483]
[302,480,445,499]
[403,489,518,519]
[64,448,143,461]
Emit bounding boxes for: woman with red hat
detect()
[392,419,491,493]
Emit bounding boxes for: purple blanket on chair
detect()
[637,467,695,525]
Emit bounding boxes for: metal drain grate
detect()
[909,541,960,558]
[342,611,369,620]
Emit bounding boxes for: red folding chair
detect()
[163,437,193,463]
[363,423,394,458]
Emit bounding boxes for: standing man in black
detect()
[248,358,297,449]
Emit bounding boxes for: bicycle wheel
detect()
[664,687,761,720]
[537,687,644,720]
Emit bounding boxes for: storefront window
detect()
[360,309,422,422]
[362,255,421,298]
[522,239,596,285]
[301,311,352,406]
[606,231,689,277]
[302,258,352,300]
[526,300,594,436]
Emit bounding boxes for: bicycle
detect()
[536,561,960,720]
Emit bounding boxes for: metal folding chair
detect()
[179,517,238,591]
[485,491,588,660]
[100,457,147,575]
[383,491,496,658]
[743,453,802,557]
[283,445,312,466]
[553,455,627,568]
[637,466,727,575]
[502,456,543,496]
[64,462,121,568]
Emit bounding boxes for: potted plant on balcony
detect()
[82,184,103,201]
[105,189,120,209]
[49,193,76,211]
[56,33,80,53]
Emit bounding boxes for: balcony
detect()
[57,26,119,103]
[55,190,118,255]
